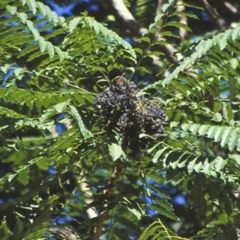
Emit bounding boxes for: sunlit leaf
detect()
[108,143,122,161]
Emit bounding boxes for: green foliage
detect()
[139,219,188,240]
[144,23,240,88]
[1,0,240,239]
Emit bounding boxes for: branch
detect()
[223,1,240,15]
[198,0,226,31]
[107,0,145,37]
[106,0,181,64]
[177,0,188,40]
[92,161,124,240]
[156,0,167,16]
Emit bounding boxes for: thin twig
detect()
[65,81,97,95]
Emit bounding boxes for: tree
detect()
[1,0,240,239]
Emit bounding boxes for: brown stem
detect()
[93,213,107,240]
[92,162,124,240]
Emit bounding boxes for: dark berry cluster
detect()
[93,79,166,153]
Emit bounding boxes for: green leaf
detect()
[181,2,203,10]
[214,156,227,172]
[140,36,151,44]
[108,143,122,161]
[229,154,240,164]
[212,112,222,122]
[6,5,17,15]
[134,48,143,55]
[46,41,54,58]
[69,105,92,139]
[116,216,140,233]
[170,121,179,128]
[213,127,225,142]
[18,168,30,185]
[220,128,232,148]
[13,217,23,238]
[152,147,168,163]
[26,0,37,14]
[69,17,81,32]
[126,206,143,220]
[145,51,164,57]
[17,12,27,23]
[36,157,48,170]
[198,124,210,136]
[55,46,65,60]
[147,142,162,153]
[187,156,198,173]
[152,204,179,221]
[26,20,40,40]
[171,11,199,19]
[161,31,180,38]
[54,101,70,113]
[166,21,192,32]
[189,123,200,135]
[38,36,46,52]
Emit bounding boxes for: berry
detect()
[93,78,166,154]
[64,215,73,223]
[56,217,65,225]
